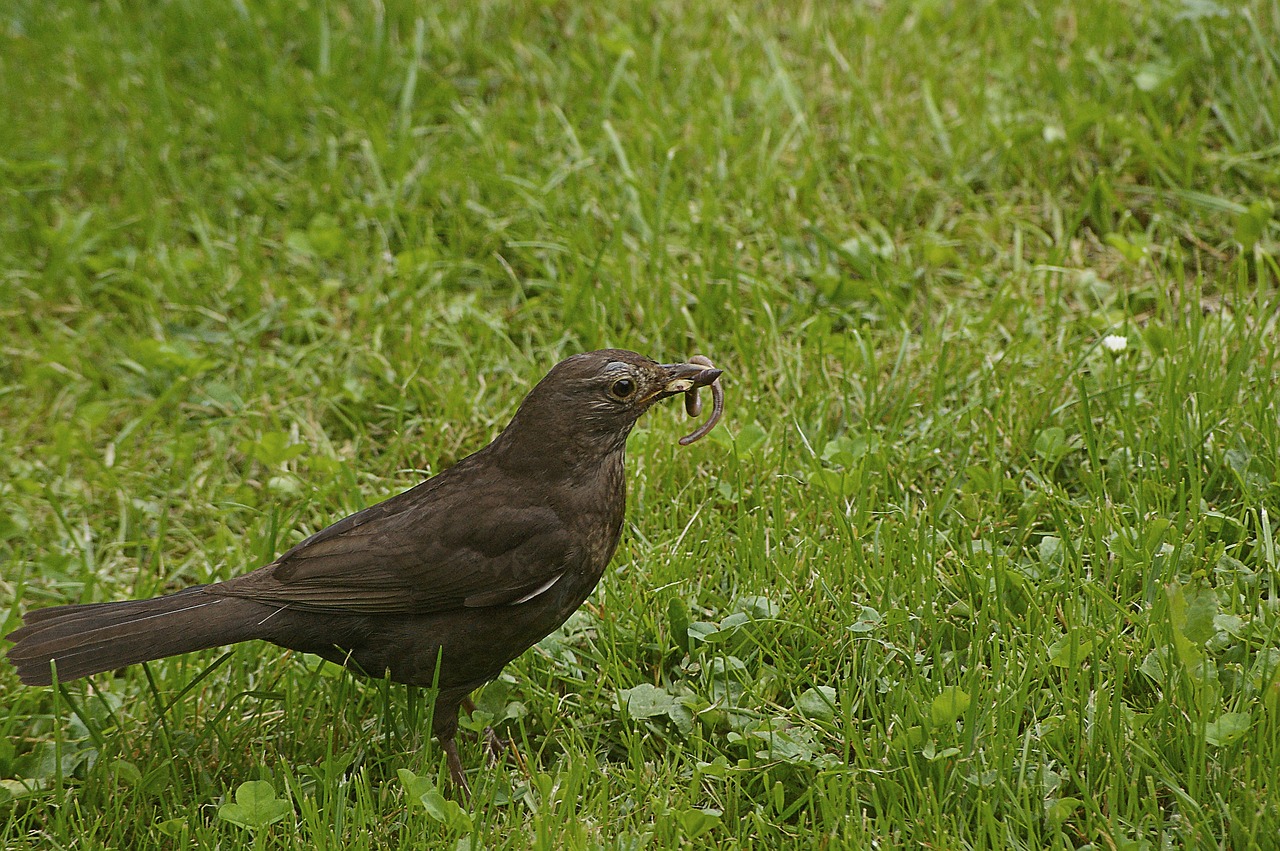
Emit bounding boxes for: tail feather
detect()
[5,588,269,686]
[16,597,169,627]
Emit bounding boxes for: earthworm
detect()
[685,383,703,418]
[678,355,725,445]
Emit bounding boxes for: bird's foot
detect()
[441,736,471,803]
[481,725,507,765]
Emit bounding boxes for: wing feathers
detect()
[216,466,573,615]
[465,572,563,608]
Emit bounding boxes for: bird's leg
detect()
[441,734,471,802]
[462,695,507,764]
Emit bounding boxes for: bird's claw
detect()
[482,726,506,765]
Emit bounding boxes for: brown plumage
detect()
[5,349,724,795]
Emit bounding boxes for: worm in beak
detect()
[660,355,724,445]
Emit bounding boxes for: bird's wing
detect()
[215,468,573,614]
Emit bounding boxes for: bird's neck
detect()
[487,421,628,484]
[487,395,634,476]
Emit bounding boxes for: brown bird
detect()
[5,349,724,795]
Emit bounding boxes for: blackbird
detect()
[5,349,724,794]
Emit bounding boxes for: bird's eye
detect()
[610,377,637,399]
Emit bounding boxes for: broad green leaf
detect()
[1034,428,1067,463]
[813,467,860,499]
[668,699,695,735]
[1205,712,1251,747]
[14,741,91,782]
[678,807,722,838]
[421,790,473,832]
[703,611,750,644]
[1213,613,1245,638]
[735,595,781,619]
[616,683,675,719]
[931,687,971,726]
[848,606,883,633]
[797,686,838,722]
[1163,581,1209,679]
[1038,535,1064,565]
[397,768,434,801]
[706,655,749,679]
[746,728,826,764]
[217,780,291,830]
[1140,647,1171,684]
[1045,796,1082,824]
[731,421,767,455]
[1203,510,1246,544]
[110,759,142,787]
[668,598,690,653]
[1047,634,1093,668]
[1166,579,1218,645]
[686,621,719,645]
[922,741,961,761]
[890,725,926,753]
[1181,584,1219,644]
[821,434,878,467]
[695,756,730,778]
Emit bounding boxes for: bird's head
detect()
[496,349,724,466]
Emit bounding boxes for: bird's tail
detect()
[5,587,267,686]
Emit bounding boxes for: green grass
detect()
[3,0,1279,846]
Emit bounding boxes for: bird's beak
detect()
[657,361,723,399]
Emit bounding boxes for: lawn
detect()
[2,0,1278,847]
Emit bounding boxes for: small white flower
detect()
[1042,124,1066,144]
[1102,334,1128,353]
